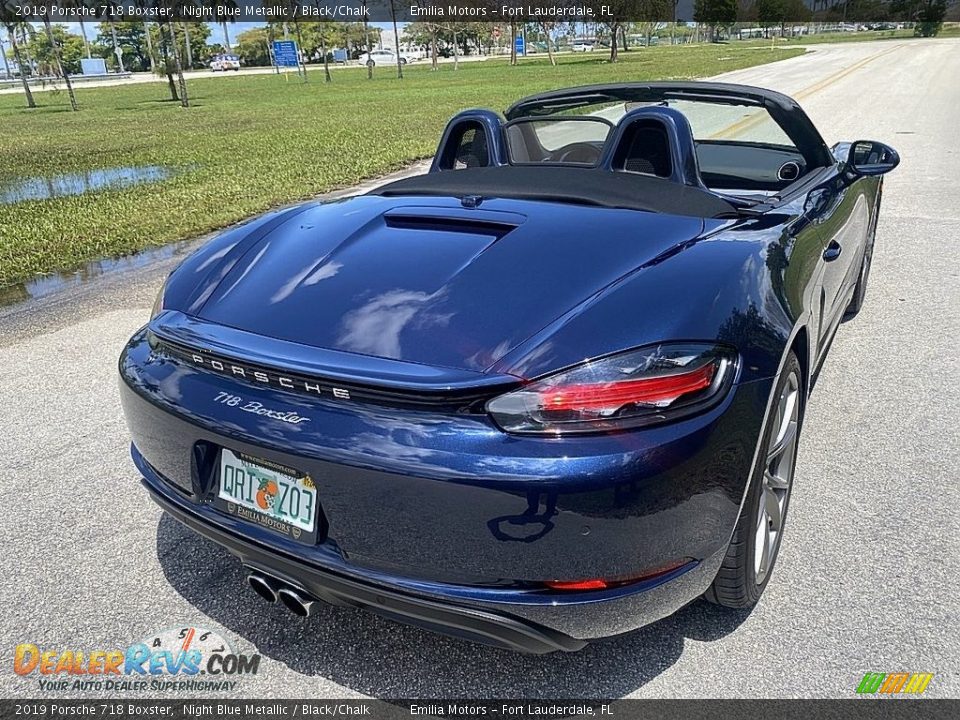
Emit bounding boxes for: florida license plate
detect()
[215,449,318,544]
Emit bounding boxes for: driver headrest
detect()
[602,106,706,189]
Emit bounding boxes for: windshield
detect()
[504,118,612,166]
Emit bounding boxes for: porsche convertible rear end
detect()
[119,78,900,651]
[119,304,772,652]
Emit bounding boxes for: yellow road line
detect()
[710,43,906,140]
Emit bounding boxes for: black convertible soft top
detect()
[372,166,737,219]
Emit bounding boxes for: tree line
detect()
[3,0,951,113]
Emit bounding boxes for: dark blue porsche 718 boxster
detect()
[119,82,899,653]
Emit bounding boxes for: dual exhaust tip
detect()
[247,572,316,617]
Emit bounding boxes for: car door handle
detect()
[823,241,842,262]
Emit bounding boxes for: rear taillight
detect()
[487,343,737,435]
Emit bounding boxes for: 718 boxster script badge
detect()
[214,392,310,425]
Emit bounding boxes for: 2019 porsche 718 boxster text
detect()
[120,82,899,653]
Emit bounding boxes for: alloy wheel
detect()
[754,370,800,584]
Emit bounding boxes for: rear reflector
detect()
[543,579,609,591]
[543,559,692,592]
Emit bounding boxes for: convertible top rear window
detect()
[506,82,834,171]
[504,117,612,166]
[372,166,737,219]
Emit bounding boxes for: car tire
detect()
[843,194,881,321]
[366,59,375,68]
[399,58,407,65]
[705,351,803,608]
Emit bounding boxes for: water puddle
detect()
[0,238,199,308]
[0,165,173,204]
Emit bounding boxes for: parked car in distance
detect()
[358,49,418,66]
[570,41,595,52]
[402,48,426,62]
[210,54,241,72]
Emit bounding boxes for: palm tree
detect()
[4,23,35,108]
[78,19,91,59]
[144,21,156,72]
[319,21,331,83]
[292,18,308,82]
[452,24,460,71]
[12,22,35,78]
[182,24,193,69]
[541,22,556,66]
[159,20,188,107]
[110,21,124,72]
[363,2,372,80]
[267,23,279,74]
[41,16,78,110]
[308,2,332,82]
[1,34,10,79]
[63,0,93,59]
[390,0,402,79]
[221,0,238,51]
[152,24,178,101]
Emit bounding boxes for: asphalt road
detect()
[1,38,958,700]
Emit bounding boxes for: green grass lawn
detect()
[0,45,803,291]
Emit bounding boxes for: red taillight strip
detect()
[543,579,609,591]
[544,559,693,592]
[538,362,716,411]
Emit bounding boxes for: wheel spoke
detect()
[758,521,772,576]
[754,507,767,576]
[765,524,777,571]
[765,469,789,491]
[764,487,782,531]
[768,417,798,462]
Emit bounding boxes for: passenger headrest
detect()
[431,109,507,172]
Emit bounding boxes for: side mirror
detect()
[846,140,900,177]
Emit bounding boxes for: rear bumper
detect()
[140,444,727,652]
[120,326,772,648]
[145,464,583,654]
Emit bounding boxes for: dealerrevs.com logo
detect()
[13,626,261,693]
[856,672,934,695]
